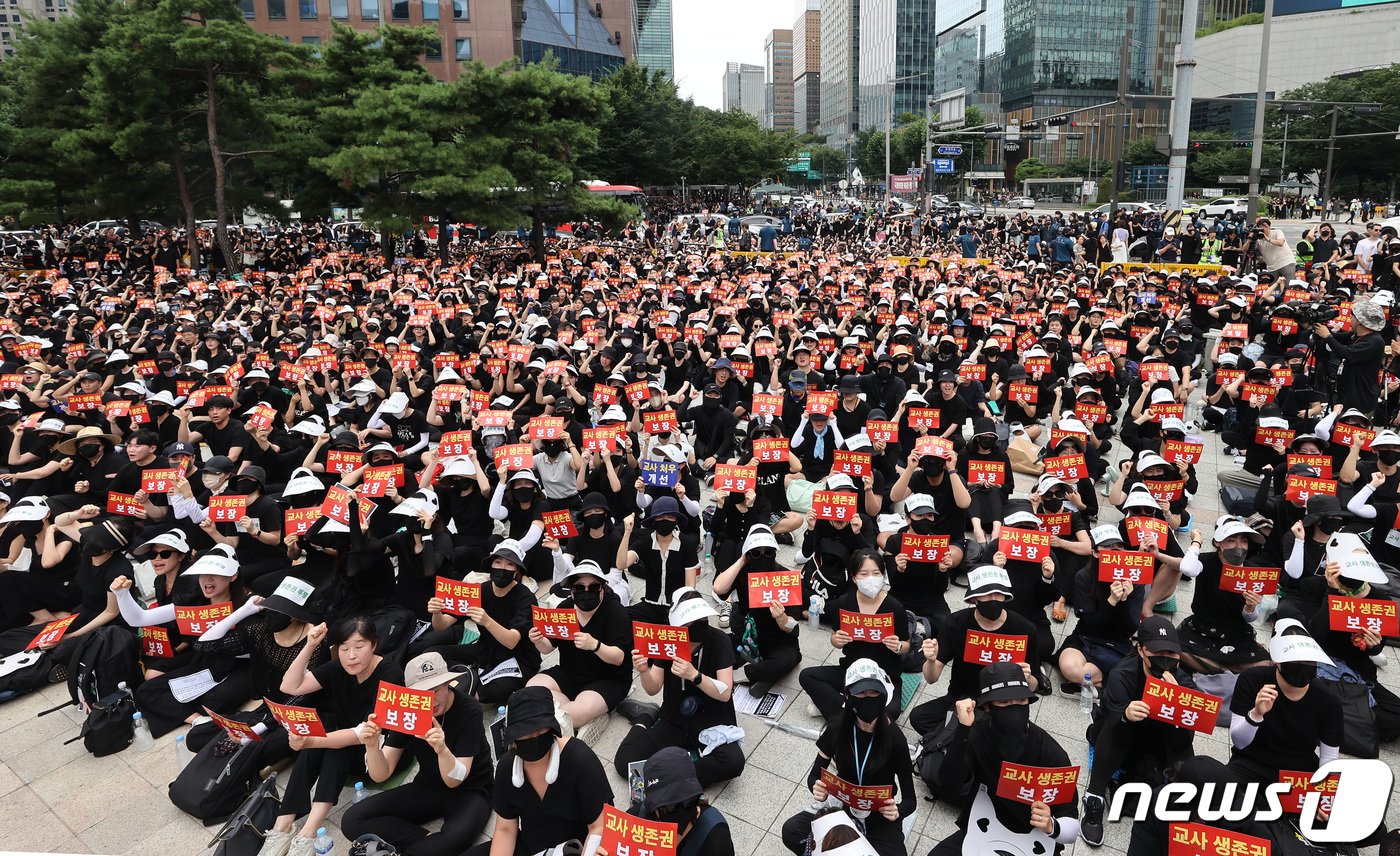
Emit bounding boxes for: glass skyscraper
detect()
[633,0,674,78]
[858,0,935,134]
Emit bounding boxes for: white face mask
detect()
[201,473,225,491]
[855,576,885,598]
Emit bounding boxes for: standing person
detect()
[467,686,613,856]
[342,653,495,856]
[1250,217,1296,280]
[1313,298,1387,418]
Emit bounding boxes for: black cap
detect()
[978,661,1037,703]
[640,747,704,816]
[1302,494,1352,527]
[1136,615,1182,653]
[581,492,609,512]
[703,382,722,395]
[503,686,561,742]
[937,371,959,384]
[839,375,862,393]
[972,416,997,437]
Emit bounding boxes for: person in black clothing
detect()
[613,589,745,788]
[713,524,803,696]
[1078,615,1198,846]
[876,492,956,636]
[908,565,1042,735]
[791,408,841,482]
[179,393,252,461]
[632,747,735,856]
[686,382,738,473]
[782,659,916,856]
[956,417,1012,548]
[832,374,871,438]
[929,662,1080,855]
[1176,516,1270,675]
[342,652,495,856]
[1315,298,1386,417]
[1307,549,1400,743]
[1055,524,1145,694]
[621,496,702,624]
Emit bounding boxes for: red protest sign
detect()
[1125,516,1170,551]
[900,534,950,564]
[1039,512,1073,538]
[1334,422,1376,449]
[1286,454,1333,480]
[819,770,894,813]
[1285,475,1337,504]
[433,577,483,616]
[914,436,954,460]
[107,491,144,517]
[175,602,234,636]
[1240,382,1276,407]
[1327,595,1399,637]
[542,509,578,539]
[747,571,803,608]
[1097,549,1155,584]
[26,614,78,650]
[1167,822,1270,856]
[265,699,327,738]
[963,630,1029,665]
[1162,440,1203,466]
[966,460,1006,487]
[141,468,182,494]
[529,416,566,440]
[754,437,789,463]
[806,391,837,417]
[1043,453,1087,481]
[1220,564,1281,597]
[625,381,649,403]
[320,484,375,527]
[68,392,103,412]
[1141,675,1222,734]
[865,420,897,443]
[907,407,941,431]
[999,527,1051,563]
[832,450,872,479]
[996,762,1080,805]
[208,494,248,523]
[811,490,858,522]
[1144,478,1187,503]
[838,610,894,643]
[601,805,678,856]
[204,708,262,742]
[642,410,680,435]
[1277,770,1339,815]
[373,680,434,737]
[493,443,533,472]
[582,426,618,454]
[632,622,691,661]
[1075,402,1109,424]
[752,393,782,417]
[325,448,362,475]
[532,606,579,640]
[437,430,474,458]
[713,463,757,494]
[284,507,320,537]
[140,626,174,659]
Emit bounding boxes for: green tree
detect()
[808,145,847,180]
[1274,67,1400,197]
[1014,157,1051,182]
[686,108,797,187]
[1123,136,1168,166]
[582,63,690,186]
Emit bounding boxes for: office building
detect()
[857,0,934,138]
[0,0,67,59]
[722,61,766,118]
[764,29,795,131]
[818,0,860,140]
[631,0,674,78]
[792,1,822,133]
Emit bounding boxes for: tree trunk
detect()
[530,215,545,263]
[172,144,201,271]
[204,61,235,277]
[437,214,450,264]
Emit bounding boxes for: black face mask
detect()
[702,398,720,411]
[513,733,555,762]
[975,600,1004,621]
[747,551,778,572]
[266,611,293,632]
[921,459,946,478]
[652,519,677,536]
[987,703,1031,757]
[542,440,565,456]
[572,588,602,611]
[512,487,536,504]
[78,444,102,458]
[1147,655,1177,679]
[1221,546,1249,565]
[1041,497,1064,512]
[877,366,892,377]
[1379,451,1400,467]
[491,566,518,588]
[976,437,995,451]
[848,694,886,723]
[1318,518,1346,535]
[1279,661,1315,688]
[910,518,937,535]
[654,805,699,837]
[582,513,608,530]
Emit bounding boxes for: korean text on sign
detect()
[1219,564,1281,596]
[713,464,757,494]
[1277,770,1338,815]
[175,602,234,636]
[373,680,435,737]
[1166,822,1269,856]
[542,509,578,539]
[963,630,1029,665]
[264,699,327,738]
[996,762,1080,805]
[26,614,78,650]
[532,606,579,640]
[819,770,894,813]
[1141,675,1222,734]
[999,527,1051,563]
[632,622,691,661]
[205,707,262,742]
[838,610,894,643]
[600,804,678,856]
[1327,595,1399,636]
[747,571,802,608]
[900,534,950,564]
[640,459,681,487]
[1097,549,1155,585]
[433,577,483,616]
[812,490,858,521]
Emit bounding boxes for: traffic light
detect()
[1233,141,1250,148]
[1046,116,1068,126]
[1192,142,1203,149]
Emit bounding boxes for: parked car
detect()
[1006,196,1036,209]
[1196,196,1249,219]
[738,215,784,235]
[1089,202,1158,216]
[955,201,985,217]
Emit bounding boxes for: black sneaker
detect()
[1081,792,1106,847]
[617,699,660,727]
[350,835,399,856]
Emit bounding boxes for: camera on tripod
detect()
[1285,301,1339,325]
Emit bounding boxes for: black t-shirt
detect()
[383,410,431,451]
[384,687,492,792]
[311,656,405,730]
[477,581,540,674]
[655,623,737,734]
[885,529,949,612]
[831,590,908,690]
[935,607,1041,700]
[553,595,633,686]
[632,530,701,605]
[1229,665,1343,773]
[492,737,613,856]
[191,418,252,457]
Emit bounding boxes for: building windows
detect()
[268,0,286,18]
[452,0,466,19]
[299,0,316,17]
[331,0,347,16]
[240,0,255,18]
[425,39,442,59]
[454,37,472,60]
[422,0,438,19]
[391,0,407,19]
[360,0,378,19]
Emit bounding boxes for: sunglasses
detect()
[152,549,180,559]
[571,583,603,596]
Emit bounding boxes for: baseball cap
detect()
[1136,615,1182,653]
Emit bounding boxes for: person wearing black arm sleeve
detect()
[929,662,1080,855]
[342,653,494,856]
[781,660,915,856]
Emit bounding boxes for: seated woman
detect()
[781,659,916,856]
[525,559,631,734]
[121,544,258,736]
[342,653,494,856]
[1055,525,1145,693]
[712,524,803,697]
[613,588,745,788]
[1176,517,1270,675]
[125,530,198,679]
[259,617,405,856]
[631,747,736,856]
[466,686,613,856]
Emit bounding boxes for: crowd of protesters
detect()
[0,201,1398,856]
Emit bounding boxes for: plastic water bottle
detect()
[808,595,824,629]
[132,712,154,751]
[1080,673,1099,717]
[175,734,191,771]
[314,828,334,856]
[353,781,367,803]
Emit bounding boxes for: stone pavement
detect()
[2,419,1399,855]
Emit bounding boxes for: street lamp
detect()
[1322,102,1382,210]
[885,72,928,200]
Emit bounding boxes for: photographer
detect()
[1247,217,1295,280]
[1314,298,1386,417]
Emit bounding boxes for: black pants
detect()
[613,718,746,788]
[781,808,907,856]
[282,745,366,816]
[799,665,900,721]
[341,781,492,856]
[135,662,255,737]
[736,642,801,687]
[1086,714,1194,794]
[0,571,76,627]
[909,693,956,736]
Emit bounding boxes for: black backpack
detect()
[66,626,143,709]
[75,685,137,756]
[171,728,284,824]
[0,649,53,697]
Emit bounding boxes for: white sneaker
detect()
[577,714,608,745]
[287,835,316,856]
[806,701,821,718]
[256,829,294,856]
[715,600,732,629]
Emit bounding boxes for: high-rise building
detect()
[721,61,766,118]
[0,0,72,60]
[792,1,822,134]
[763,29,795,131]
[818,0,861,140]
[857,0,934,137]
[631,0,674,78]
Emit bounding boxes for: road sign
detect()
[1218,175,1248,184]
[932,159,955,174]
[937,145,963,156]
[908,168,924,178]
